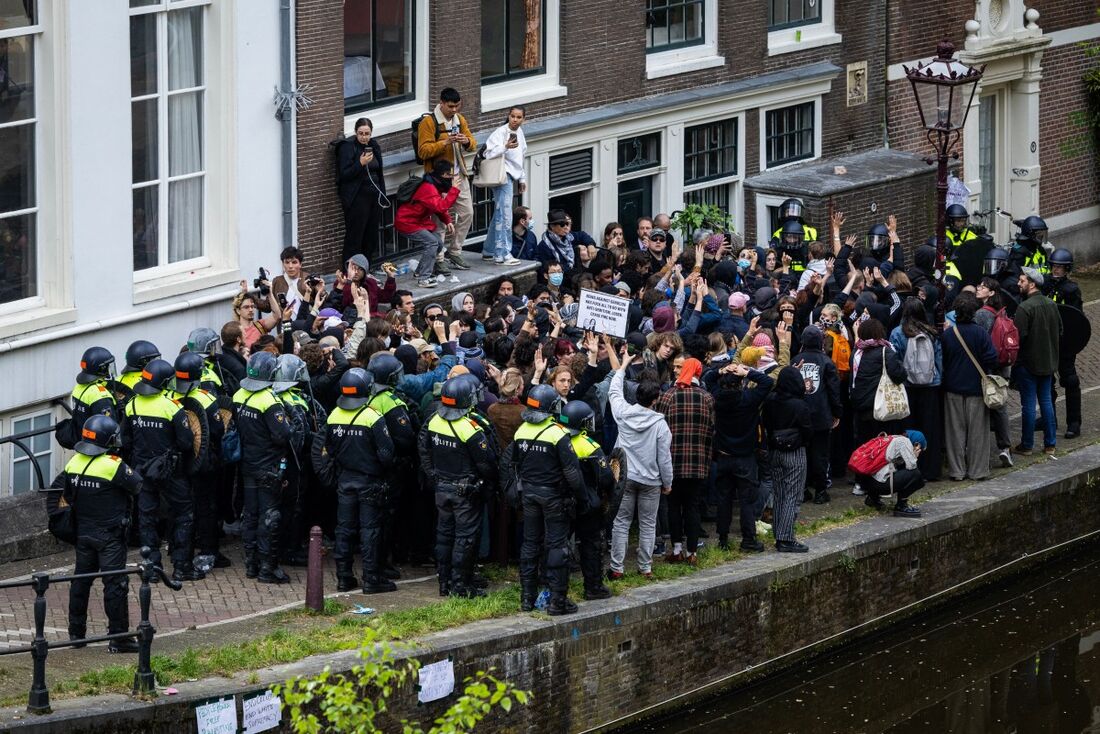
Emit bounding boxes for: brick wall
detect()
[1039,43,1100,218]
[887,0,970,65]
[1032,0,1099,35]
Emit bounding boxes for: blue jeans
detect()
[1015,364,1056,449]
[485,175,514,260]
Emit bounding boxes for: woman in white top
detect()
[482,106,527,265]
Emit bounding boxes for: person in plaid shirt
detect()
[655,357,715,564]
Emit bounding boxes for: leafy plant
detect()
[273,627,530,734]
[669,204,733,243]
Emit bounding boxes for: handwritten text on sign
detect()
[576,289,629,338]
[242,691,282,734]
[195,698,237,734]
[418,658,456,703]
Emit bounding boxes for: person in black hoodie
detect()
[711,363,774,552]
[762,366,813,553]
[336,117,387,265]
[850,317,908,444]
[794,326,842,504]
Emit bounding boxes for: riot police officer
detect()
[48,414,142,652]
[945,204,978,254]
[122,359,200,582]
[770,197,818,243]
[119,341,161,393]
[774,220,808,276]
[233,352,295,583]
[272,354,313,566]
[187,327,233,396]
[865,224,894,268]
[66,347,118,443]
[171,352,229,573]
[503,384,586,615]
[1046,248,1083,439]
[325,368,396,593]
[1007,215,1051,278]
[557,400,614,601]
[983,245,1020,313]
[419,377,498,598]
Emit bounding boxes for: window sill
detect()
[767,28,842,56]
[0,306,78,342]
[344,98,427,138]
[481,76,568,112]
[133,265,242,305]
[645,49,725,80]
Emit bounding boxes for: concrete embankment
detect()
[6,445,1100,734]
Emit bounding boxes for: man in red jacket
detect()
[395,160,459,288]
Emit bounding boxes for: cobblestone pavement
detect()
[1,299,1098,655]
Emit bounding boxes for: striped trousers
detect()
[768,448,807,543]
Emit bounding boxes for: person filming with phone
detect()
[480,105,527,265]
[336,117,387,265]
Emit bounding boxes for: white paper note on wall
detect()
[195,698,237,734]
[418,658,456,703]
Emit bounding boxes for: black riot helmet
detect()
[866,224,890,255]
[1014,215,1048,246]
[123,340,161,373]
[173,351,206,394]
[366,352,404,393]
[75,414,122,457]
[778,198,804,222]
[522,384,563,423]
[778,219,805,250]
[77,347,115,385]
[1049,248,1073,273]
[438,376,477,420]
[337,368,374,410]
[558,400,595,435]
[133,358,175,396]
[945,204,969,233]
[983,246,1009,276]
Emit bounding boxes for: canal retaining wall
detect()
[7,445,1100,733]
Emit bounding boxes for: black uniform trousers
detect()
[242,471,283,566]
[519,486,571,595]
[1054,353,1081,430]
[715,453,760,543]
[138,476,194,570]
[278,459,304,559]
[69,530,129,637]
[434,486,482,585]
[805,429,832,494]
[667,477,704,554]
[334,479,390,581]
[342,187,382,266]
[192,469,220,556]
[572,505,604,591]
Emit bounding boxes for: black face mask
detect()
[430,174,453,193]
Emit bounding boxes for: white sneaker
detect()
[998,450,1014,468]
[852,484,865,496]
[417,277,437,288]
[500,257,522,265]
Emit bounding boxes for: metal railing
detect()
[0,546,183,714]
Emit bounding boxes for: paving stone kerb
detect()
[5,444,1100,734]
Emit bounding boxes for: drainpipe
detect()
[883,0,890,148]
[277,0,296,246]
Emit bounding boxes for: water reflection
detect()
[628,545,1100,734]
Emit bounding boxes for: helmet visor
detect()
[782,201,803,219]
[983,257,1005,276]
[1032,228,1048,245]
[867,234,889,251]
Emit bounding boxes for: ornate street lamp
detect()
[903,40,984,273]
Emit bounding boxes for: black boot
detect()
[892,500,921,518]
[362,576,397,594]
[108,638,140,654]
[449,582,485,599]
[547,593,578,616]
[382,564,401,580]
[173,564,206,582]
[813,490,831,504]
[1065,423,1081,439]
[583,584,611,600]
[336,574,359,592]
[258,564,291,584]
[68,628,86,650]
[520,585,537,612]
[438,577,452,597]
[245,552,259,579]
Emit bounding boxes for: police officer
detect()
[233,352,295,583]
[48,414,142,652]
[865,224,894,268]
[324,368,396,594]
[272,354,312,566]
[419,377,498,598]
[557,400,613,601]
[945,204,978,254]
[774,220,808,276]
[119,341,161,393]
[983,245,1021,313]
[365,352,418,579]
[69,347,118,438]
[187,327,232,396]
[122,359,201,582]
[171,352,229,573]
[770,197,818,243]
[503,384,586,615]
[1007,215,1051,278]
[1046,248,1083,439]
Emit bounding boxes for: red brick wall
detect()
[1032,1,1099,35]
[887,0,970,65]
[1039,43,1100,218]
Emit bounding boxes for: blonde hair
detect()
[498,368,524,399]
[820,303,843,320]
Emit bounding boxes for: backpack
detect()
[902,331,936,385]
[826,331,852,376]
[411,112,441,165]
[847,434,893,476]
[988,307,1019,367]
[393,174,425,207]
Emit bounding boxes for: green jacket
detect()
[1014,292,1062,376]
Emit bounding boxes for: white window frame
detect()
[481,0,566,111]
[3,406,61,498]
[645,0,724,80]
[129,0,211,283]
[767,0,841,56]
[755,192,788,245]
[343,0,430,137]
[759,96,822,171]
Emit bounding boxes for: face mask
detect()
[737,259,752,270]
[549,273,564,287]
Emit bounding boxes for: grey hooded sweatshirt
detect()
[608,369,674,488]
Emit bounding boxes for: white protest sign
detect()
[417,658,456,703]
[576,289,629,338]
[242,691,282,734]
[195,698,237,734]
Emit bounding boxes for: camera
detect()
[450,124,460,135]
[277,292,288,310]
[253,267,270,297]
[306,275,323,288]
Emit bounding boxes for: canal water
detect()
[627,543,1100,733]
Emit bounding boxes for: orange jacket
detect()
[417,106,477,175]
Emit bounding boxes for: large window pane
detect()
[168,91,202,176]
[0,123,34,213]
[481,0,543,83]
[769,0,821,30]
[132,98,158,183]
[168,177,202,263]
[130,13,157,96]
[11,413,51,495]
[0,212,36,303]
[168,5,203,90]
[645,0,704,52]
[765,102,815,167]
[684,119,737,185]
[0,0,35,29]
[133,185,158,271]
[0,34,34,124]
[344,0,415,111]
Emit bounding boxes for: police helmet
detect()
[133,358,175,396]
[273,354,309,393]
[778,198,804,222]
[241,351,278,391]
[453,372,485,405]
[75,414,122,457]
[1014,215,1048,246]
[558,400,595,435]
[337,368,374,410]
[77,346,115,385]
[172,351,206,395]
[983,246,1009,276]
[778,219,804,249]
[1050,248,1073,272]
[522,384,563,423]
[123,340,161,373]
[366,352,404,393]
[866,224,890,253]
[186,327,221,357]
[438,376,476,420]
[945,204,968,219]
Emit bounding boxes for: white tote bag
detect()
[472,153,507,188]
[873,349,910,421]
